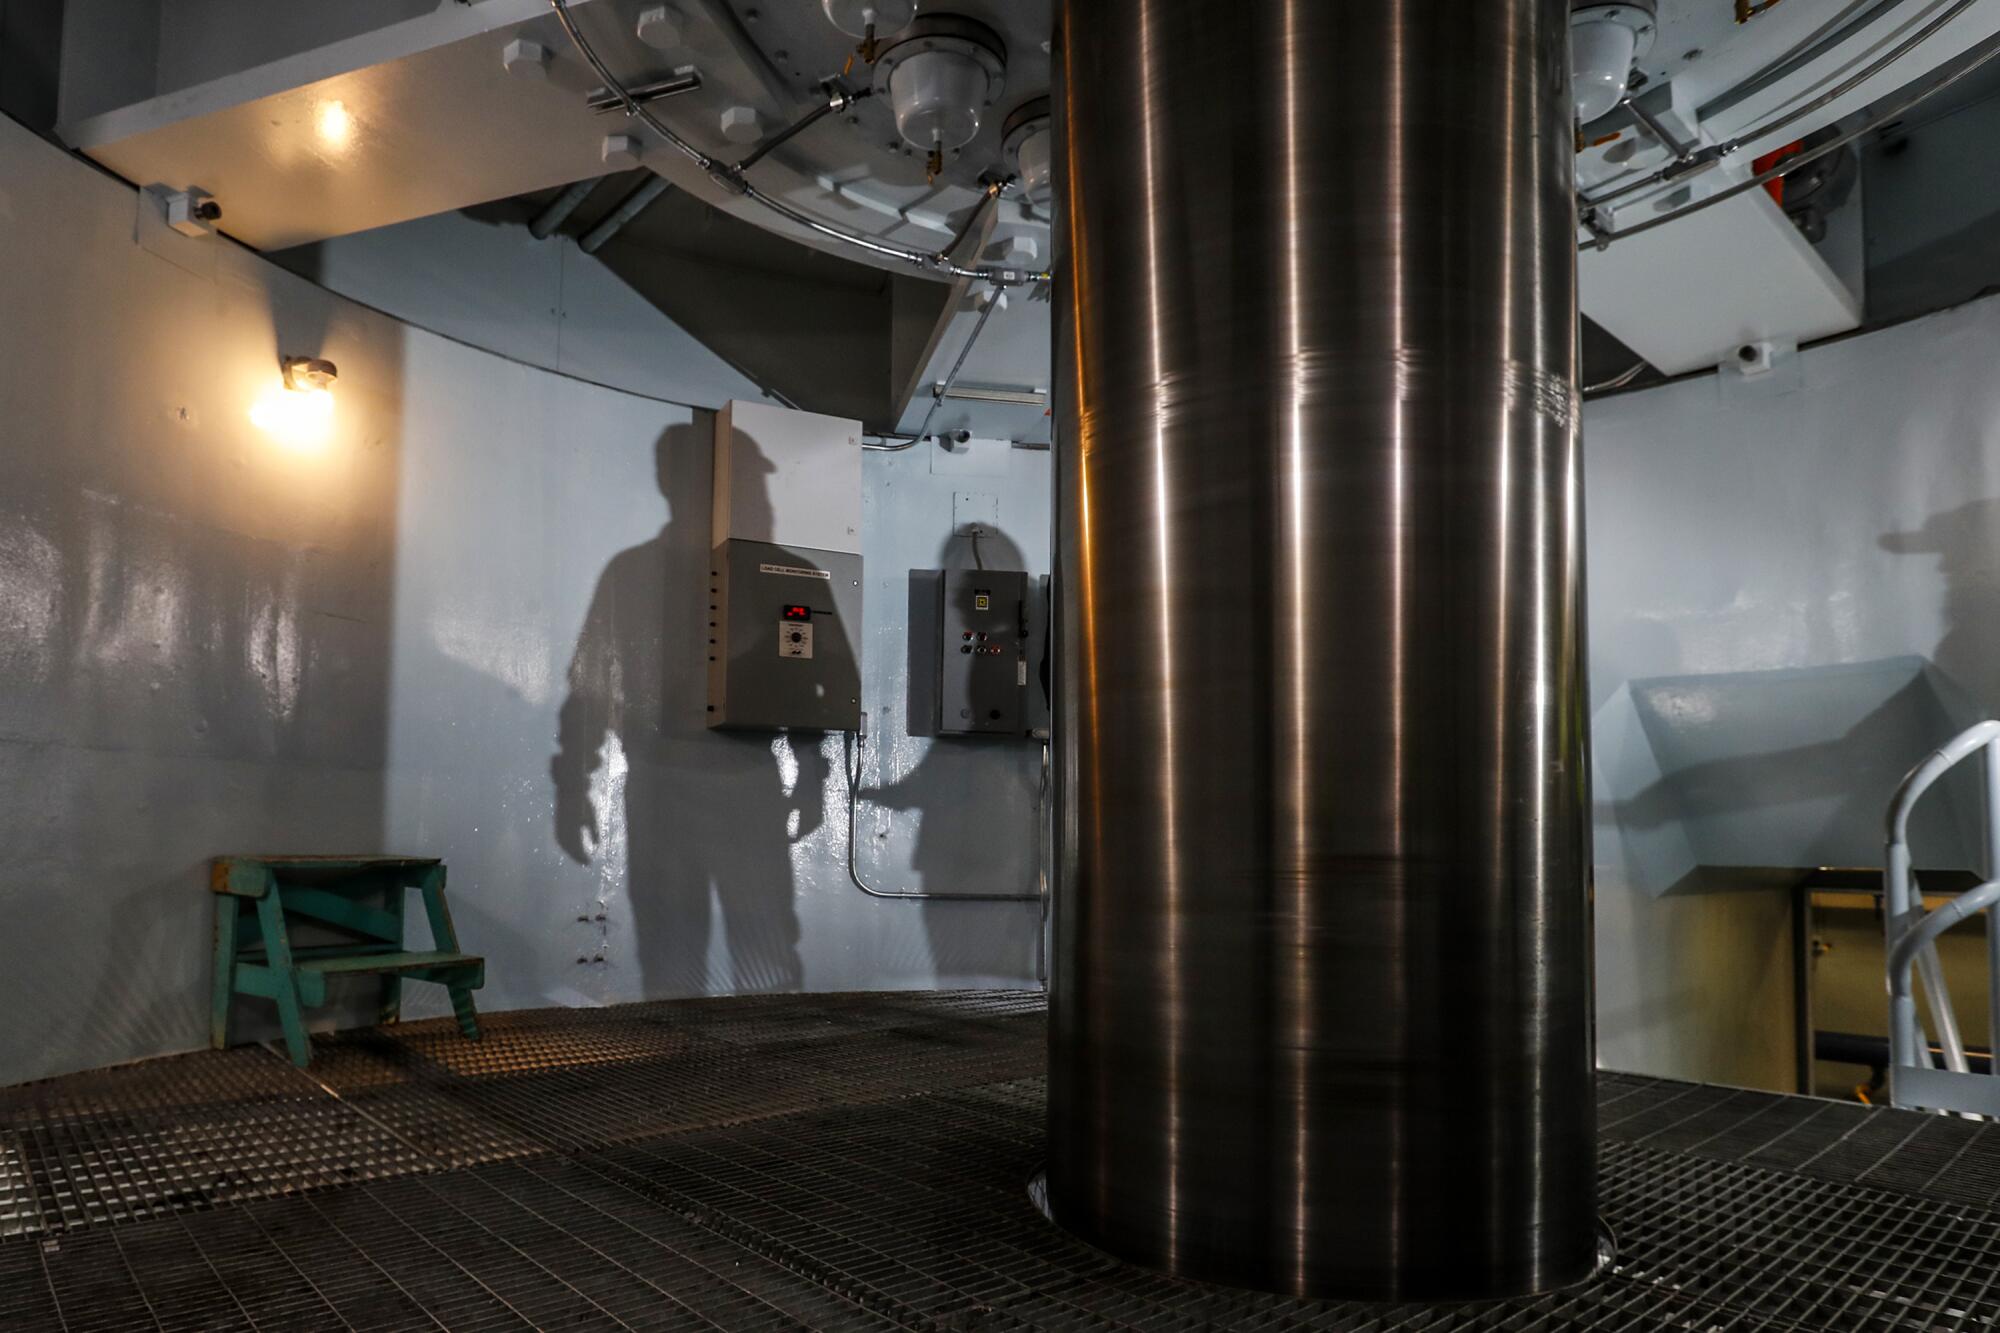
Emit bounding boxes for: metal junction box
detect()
[707,539,862,731]
[707,401,864,731]
[909,568,1040,737]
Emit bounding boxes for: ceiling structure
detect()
[25,0,2000,426]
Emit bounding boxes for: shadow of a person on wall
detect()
[1882,497,2000,708]
[861,525,1045,984]
[550,418,827,997]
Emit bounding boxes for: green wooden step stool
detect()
[210,855,484,1066]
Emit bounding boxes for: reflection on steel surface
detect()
[1048,0,1594,1300]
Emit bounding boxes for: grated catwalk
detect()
[3,993,2000,1329]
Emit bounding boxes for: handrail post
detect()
[1887,835,1923,1072]
[1883,721,2000,1094]
[1985,739,2000,1079]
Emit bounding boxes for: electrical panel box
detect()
[707,538,862,731]
[908,568,1039,737]
[1023,573,1051,737]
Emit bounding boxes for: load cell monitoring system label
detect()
[761,563,830,580]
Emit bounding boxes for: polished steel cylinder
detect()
[1048,0,1594,1301]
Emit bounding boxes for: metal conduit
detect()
[579,176,671,254]
[937,177,1009,265]
[1731,0,1976,150]
[733,87,871,174]
[1702,0,1911,121]
[1582,0,1981,218]
[864,289,1007,453]
[530,177,603,239]
[549,0,1051,287]
[1585,23,2000,250]
[585,70,703,115]
[912,293,1003,444]
[1584,361,1649,394]
[842,731,1044,903]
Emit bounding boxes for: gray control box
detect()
[908,568,1033,737]
[707,538,862,731]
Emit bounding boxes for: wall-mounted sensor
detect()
[1727,340,1795,377]
[163,188,221,238]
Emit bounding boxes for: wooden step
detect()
[295,950,482,976]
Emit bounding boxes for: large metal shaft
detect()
[1048,0,1594,1301]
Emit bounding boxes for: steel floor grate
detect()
[5,993,2000,1330]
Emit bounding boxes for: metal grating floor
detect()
[5,995,2000,1330]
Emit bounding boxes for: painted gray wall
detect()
[55,0,156,125]
[283,197,1046,445]
[57,0,467,124]
[1586,296,2000,1087]
[153,0,438,97]
[274,207,783,409]
[0,0,63,132]
[1865,76,2000,326]
[0,114,1043,1086]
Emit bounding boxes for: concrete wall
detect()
[0,113,1044,1085]
[1586,294,2000,1088]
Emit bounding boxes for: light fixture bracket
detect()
[281,356,338,392]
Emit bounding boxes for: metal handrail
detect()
[1884,720,2000,1105]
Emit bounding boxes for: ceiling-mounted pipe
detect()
[1621,95,1690,161]
[548,0,1050,286]
[1582,0,1980,213]
[1584,360,1649,394]
[733,86,872,174]
[944,384,1044,405]
[586,68,702,115]
[866,288,1004,452]
[1703,0,1906,123]
[1740,0,1976,148]
[529,177,604,239]
[1585,23,2000,250]
[937,176,1009,264]
[579,176,671,253]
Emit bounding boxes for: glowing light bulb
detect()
[315,99,352,149]
[250,379,335,452]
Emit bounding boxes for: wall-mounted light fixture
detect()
[282,357,338,393]
[250,356,338,451]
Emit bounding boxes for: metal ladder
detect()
[1885,721,2000,1115]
